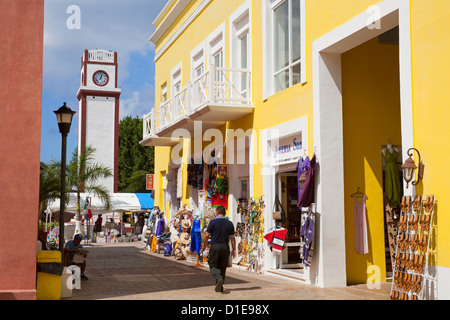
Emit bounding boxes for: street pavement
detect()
[65,242,391,301]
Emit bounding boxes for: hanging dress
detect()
[190,218,202,255]
[298,154,316,208]
[354,195,369,255]
[295,156,310,207]
[384,148,401,206]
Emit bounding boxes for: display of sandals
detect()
[390,195,435,300]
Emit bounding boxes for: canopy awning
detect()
[48,192,154,214]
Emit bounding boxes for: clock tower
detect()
[77,49,121,193]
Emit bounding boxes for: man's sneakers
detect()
[81,274,89,280]
[215,279,223,293]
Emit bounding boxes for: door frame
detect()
[311,0,413,287]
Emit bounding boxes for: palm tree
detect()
[67,146,113,234]
[39,161,62,229]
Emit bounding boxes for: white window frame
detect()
[230,0,252,99]
[191,41,206,80]
[207,23,226,70]
[171,61,183,97]
[161,83,167,102]
[263,0,306,100]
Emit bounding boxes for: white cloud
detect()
[120,82,155,119]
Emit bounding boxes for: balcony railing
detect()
[142,65,252,142]
[143,108,159,138]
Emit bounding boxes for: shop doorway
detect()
[341,31,401,284]
[276,172,304,273]
[312,0,413,287]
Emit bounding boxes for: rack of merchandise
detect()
[235,197,265,273]
[390,195,435,300]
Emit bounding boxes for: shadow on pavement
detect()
[68,244,248,300]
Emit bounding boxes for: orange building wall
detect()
[0,0,45,300]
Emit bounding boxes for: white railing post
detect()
[246,69,251,103]
[208,64,215,103]
[186,81,192,115]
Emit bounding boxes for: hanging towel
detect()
[354,195,369,254]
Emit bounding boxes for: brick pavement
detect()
[65,242,391,301]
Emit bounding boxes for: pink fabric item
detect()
[354,195,369,254]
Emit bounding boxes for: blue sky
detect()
[41,0,167,163]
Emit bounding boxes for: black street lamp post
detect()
[53,102,76,253]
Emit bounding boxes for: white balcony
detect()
[140,65,253,146]
[140,109,181,147]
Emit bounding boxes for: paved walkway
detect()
[65,242,391,301]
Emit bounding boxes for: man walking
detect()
[202,205,236,293]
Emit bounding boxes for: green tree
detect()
[38,161,62,229]
[66,145,113,234]
[118,115,154,192]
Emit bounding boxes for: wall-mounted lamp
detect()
[401,148,424,188]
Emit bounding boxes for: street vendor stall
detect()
[47,193,154,242]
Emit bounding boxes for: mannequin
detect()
[382,143,399,156]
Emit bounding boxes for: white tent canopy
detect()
[48,192,145,214]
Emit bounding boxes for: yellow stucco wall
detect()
[151,0,450,282]
[410,0,450,269]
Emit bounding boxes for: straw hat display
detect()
[181,219,191,229]
[179,232,191,245]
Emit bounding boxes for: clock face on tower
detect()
[93,71,109,86]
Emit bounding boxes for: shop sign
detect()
[146,174,154,190]
[271,134,303,166]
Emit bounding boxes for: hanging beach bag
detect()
[272,195,286,222]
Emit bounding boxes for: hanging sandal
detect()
[400,196,407,213]
[398,214,406,232]
[414,254,424,273]
[409,234,419,251]
[403,273,412,291]
[410,214,419,231]
[394,271,403,287]
[419,234,428,252]
[424,195,434,213]
[412,195,422,212]
[412,275,422,293]
[421,215,431,232]
[390,290,398,300]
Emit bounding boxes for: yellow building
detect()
[141,0,449,298]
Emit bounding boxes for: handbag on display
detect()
[272,195,286,222]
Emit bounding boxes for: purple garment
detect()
[295,156,310,205]
[298,154,316,208]
[155,218,165,236]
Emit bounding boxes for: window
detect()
[273,0,301,92]
[161,83,167,102]
[230,2,252,100]
[263,0,305,98]
[171,62,182,97]
[191,42,205,80]
[207,23,225,70]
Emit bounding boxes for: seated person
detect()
[64,234,89,280]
